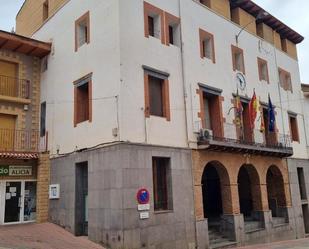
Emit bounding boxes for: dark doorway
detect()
[4,181,21,223]
[202,164,223,219]
[238,167,253,217]
[302,205,309,234]
[266,166,286,217]
[75,162,88,236]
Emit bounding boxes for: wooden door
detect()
[0,114,16,151]
[0,60,18,97]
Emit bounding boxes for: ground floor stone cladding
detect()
[48,143,308,248]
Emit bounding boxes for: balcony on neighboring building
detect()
[196,122,293,157]
[0,75,30,101]
[0,129,41,154]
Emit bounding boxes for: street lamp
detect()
[235,10,269,44]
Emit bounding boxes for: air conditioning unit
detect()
[199,129,213,141]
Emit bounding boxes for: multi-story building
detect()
[0,30,51,225]
[16,0,308,248]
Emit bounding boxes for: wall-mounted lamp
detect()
[235,10,269,44]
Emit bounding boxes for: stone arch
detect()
[237,164,262,217]
[201,161,232,218]
[266,165,287,217]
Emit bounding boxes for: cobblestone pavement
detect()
[232,238,309,249]
[0,222,105,249]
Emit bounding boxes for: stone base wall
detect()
[287,158,309,238]
[49,143,196,249]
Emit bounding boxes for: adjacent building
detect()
[0,30,51,225]
[15,0,308,248]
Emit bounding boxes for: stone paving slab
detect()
[0,223,105,249]
[232,238,309,249]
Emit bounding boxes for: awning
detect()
[0,152,39,160]
[0,30,51,58]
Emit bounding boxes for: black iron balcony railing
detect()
[0,75,30,99]
[0,129,40,153]
[196,122,293,157]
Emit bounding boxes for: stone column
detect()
[36,152,50,223]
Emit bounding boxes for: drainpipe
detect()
[178,0,190,147]
[178,0,198,248]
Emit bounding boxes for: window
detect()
[165,13,180,47]
[149,76,164,116]
[75,11,90,51]
[152,157,173,211]
[148,16,155,37]
[297,168,307,200]
[198,84,224,138]
[257,57,269,83]
[41,56,48,72]
[144,2,163,41]
[43,0,49,22]
[289,114,299,142]
[279,68,292,92]
[199,29,215,63]
[144,66,170,121]
[74,73,92,126]
[231,45,245,74]
[144,2,180,46]
[40,102,46,137]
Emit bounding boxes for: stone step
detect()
[244,221,263,232]
[210,236,229,244]
[272,217,287,226]
[210,240,238,249]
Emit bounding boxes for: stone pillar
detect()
[222,183,240,215]
[36,152,50,223]
[221,214,244,245]
[194,184,204,220]
[196,219,209,249]
[221,183,244,245]
[259,183,270,211]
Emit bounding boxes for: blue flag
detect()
[268,94,276,132]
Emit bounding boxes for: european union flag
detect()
[268,94,276,132]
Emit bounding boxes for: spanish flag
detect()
[235,89,243,127]
[249,90,258,129]
[258,97,265,132]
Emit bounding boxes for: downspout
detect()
[178,0,190,146]
[178,0,198,248]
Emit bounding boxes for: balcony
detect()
[0,129,40,153]
[0,75,30,102]
[196,122,293,157]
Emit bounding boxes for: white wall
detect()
[180,0,308,159]
[34,0,121,155]
[33,0,308,159]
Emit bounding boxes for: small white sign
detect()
[139,212,150,220]
[138,204,150,211]
[9,187,16,193]
[49,184,60,199]
[5,193,11,200]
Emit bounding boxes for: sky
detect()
[0,0,308,83]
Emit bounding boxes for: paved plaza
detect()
[0,223,104,249]
[233,238,309,249]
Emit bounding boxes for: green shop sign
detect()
[0,166,32,177]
